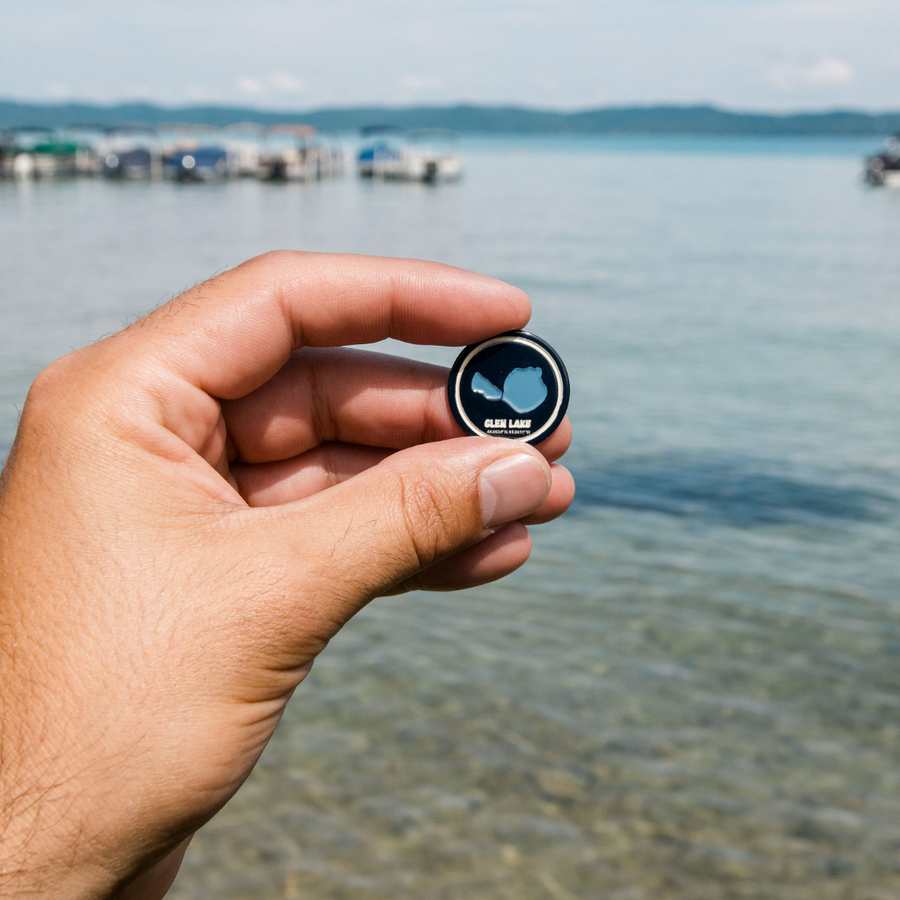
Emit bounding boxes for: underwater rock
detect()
[536,769,585,802]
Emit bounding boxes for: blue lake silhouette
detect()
[471,367,547,414]
[471,371,502,401]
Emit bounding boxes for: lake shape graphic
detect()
[471,367,547,414]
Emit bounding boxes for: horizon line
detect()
[3,97,900,118]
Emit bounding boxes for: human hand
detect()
[0,252,573,898]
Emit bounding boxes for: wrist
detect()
[0,781,116,899]
[0,612,115,898]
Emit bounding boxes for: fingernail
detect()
[480,453,550,529]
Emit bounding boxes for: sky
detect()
[1,0,898,112]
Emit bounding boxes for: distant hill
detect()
[1,100,899,136]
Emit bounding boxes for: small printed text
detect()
[484,419,531,429]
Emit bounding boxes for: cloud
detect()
[268,71,306,93]
[237,76,266,96]
[236,72,306,99]
[399,74,444,92]
[46,82,72,100]
[768,57,855,91]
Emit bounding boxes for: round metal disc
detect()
[448,330,570,444]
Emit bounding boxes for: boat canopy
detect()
[360,125,405,137]
[266,124,316,139]
[357,141,402,163]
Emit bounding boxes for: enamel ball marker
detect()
[448,330,570,445]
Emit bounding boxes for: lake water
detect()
[2,137,899,899]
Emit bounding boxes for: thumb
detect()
[248,437,551,645]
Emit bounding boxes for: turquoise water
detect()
[1,137,899,898]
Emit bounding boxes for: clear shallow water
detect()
[1,137,899,899]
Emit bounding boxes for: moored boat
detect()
[258,124,342,181]
[158,124,229,182]
[0,131,11,175]
[357,127,461,183]
[0,128,79,179]
[403,129,462,183]
[223,122,264,178]
[60,124,106,175]
[103,147,155,179]
[100,126,161,179]
[357,126,403,179]
[865,135,900,187]
[162,146,229,181]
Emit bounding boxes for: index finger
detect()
[128,251,531,400]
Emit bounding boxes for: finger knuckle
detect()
[27,354,78,405]
[24,352,101,426]
[252,248,305,274]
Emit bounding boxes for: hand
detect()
[0,252,573,899]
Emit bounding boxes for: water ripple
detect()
[569,454,900,525]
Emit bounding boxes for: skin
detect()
[0,251,573,899]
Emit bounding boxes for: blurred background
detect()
[2,3,900,899]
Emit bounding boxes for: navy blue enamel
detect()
[448,331,569,444]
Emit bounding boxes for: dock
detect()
[0,123,345,182]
